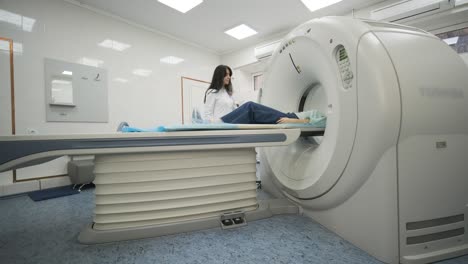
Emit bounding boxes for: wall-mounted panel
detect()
[45,58,108,122]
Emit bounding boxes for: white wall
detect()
[232,68,254,104]
[223,37,283,104]
[0,0,220,188]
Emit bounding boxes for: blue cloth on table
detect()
[122,123,240,132]
[120,121,325,133]
[121,126,166,132]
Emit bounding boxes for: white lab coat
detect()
[203,88,236,122]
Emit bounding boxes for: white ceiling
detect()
[68,0,386,55]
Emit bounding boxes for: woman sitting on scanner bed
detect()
[210,101,326,125]
[118,101,326,132]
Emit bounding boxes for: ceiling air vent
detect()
[254,40,281,61]
[371,0,455,23]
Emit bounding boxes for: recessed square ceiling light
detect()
[225,24,257,40]
[300,0,343,12]
[158,0,203,13]
[62,71,73,76]
[160,56,184,64]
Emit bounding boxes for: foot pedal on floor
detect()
[220,212,247,229]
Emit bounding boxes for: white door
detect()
[181,77,210,124]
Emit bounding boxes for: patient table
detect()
[0,127,324,243]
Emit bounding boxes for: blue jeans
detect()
[221,102,298,124]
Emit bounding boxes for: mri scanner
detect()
[0,17,467,264]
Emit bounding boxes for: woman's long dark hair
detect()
[204,65,233,103]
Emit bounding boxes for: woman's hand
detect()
[277,117,308,124]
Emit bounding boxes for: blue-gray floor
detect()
[0,189,467,264]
